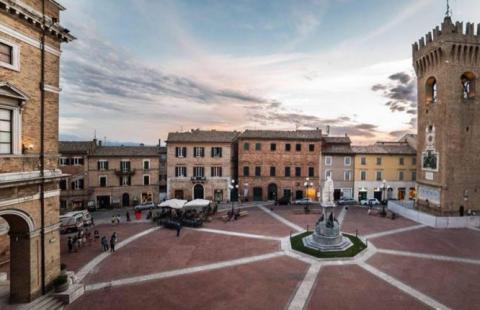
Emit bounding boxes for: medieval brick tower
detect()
[413,16,480,216]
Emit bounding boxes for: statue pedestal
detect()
[302,202,353,252]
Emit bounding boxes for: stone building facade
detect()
[159,145,167,200]
[58,141,95,210]
[352,141,417,202]
[321,136,354,200]
[0,0,73,302]
[166,130,238,202]
[238,130,323,202]
[413,16,480,215]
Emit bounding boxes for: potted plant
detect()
[53,274,69,293]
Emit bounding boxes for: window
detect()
[344,170,352,181]
[175,166,187,177]
[325,156,332,166]
[72,157,84,165]
[308,167,314,177]
[243,166,249,177]
[120,160,130,172]
[295,144,301,151]
[361,157,366,165]
[193,166,204,177]
[59,157,68,166]
[193,147,205,158]
[98,160,109,170]
[59,179,67,190]
[121,176,131,186]
[426,77,438,103]
[344,156,352,166]
[284,166,291,177]
[360,171,366,181]
[72,179,84,190]
[0,40,19,71]
[295,167,301,177]
[412,171,417,181]
[211,166,223,177]
[399,171,404,181]
[243,143,250,151]
[0,108,12,154]
[211,147,222,157]
[270,143,276,151]
[143,175,150,185]
[285,143,291,151]
[376,157,382,165]
[309,144,315,152]
[412,157,417,165]
[270,166,276,177]
[255,166,261,177]
[376,171,382,181]
[143,160,150,170]
[175,147,187,158]
[461,72,476,99]
[399,157,404,165]
[99,176,107,187]
[325,170,332,179]
[255,143,261,151]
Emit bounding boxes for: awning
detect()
[159,199,187,209]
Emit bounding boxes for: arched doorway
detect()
[122,193,130,207]
[0,209,39,302]
[193,184,204,199]
[267,183,277,201]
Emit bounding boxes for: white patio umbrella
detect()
[159,199,187,209]
[184,199,211,210]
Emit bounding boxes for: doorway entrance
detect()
[97,196,110,209]
[253,187,263,201]
[295,190,303,200]
[122,193,130,207]
[193,184,204,199]
[374,190,382,201]
[267,183,278,201]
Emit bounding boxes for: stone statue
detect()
[326,213,334,228]
[322,176,334,204]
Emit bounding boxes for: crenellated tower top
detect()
[412,17,480,77]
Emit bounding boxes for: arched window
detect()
[461,72,476,99]
[426,77,437,103]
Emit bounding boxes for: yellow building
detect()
[352,141,416,202]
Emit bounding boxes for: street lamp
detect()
[381,179,387,216]
[303,178,314,213]
[229,179,239,214]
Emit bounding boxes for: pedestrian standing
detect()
[86,229,92,245]
[176,222,182,237]
[110,232,117,252]
[111,215,116,224]
[126,211,131,222]
[67,236,73,253]
[101,236,109,252]
[94,230,100,241]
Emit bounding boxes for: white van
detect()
[60,212,84,233]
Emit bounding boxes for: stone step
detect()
[19,294,51,310]
[38,297,64,310]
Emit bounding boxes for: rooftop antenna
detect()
[445,0,452,17]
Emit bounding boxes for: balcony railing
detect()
[114,169,135,176]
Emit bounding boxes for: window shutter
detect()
[211,147,214,157]
[79,179,84,189]
[219,148,222,157]
[105,161,109,170]
[97,161,101,170]
[183,147,187,158]
[79,158,84,165]
[219,167,222,176]
[211,167,214,176]
[201,148,205,157]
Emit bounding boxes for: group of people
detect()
[67,228,99,253]
[101,232,118,252]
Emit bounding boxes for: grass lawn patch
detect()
[290,231,366,258]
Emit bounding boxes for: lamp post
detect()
[303,178,314,213]
[381,179,387,216]
[229,179,239,214]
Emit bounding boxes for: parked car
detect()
[277,196,291,205]
[337,198,358,206]
[59,212,84,233]
[360,198,381,206]
[134,202,157,211]
[294,198,313,205]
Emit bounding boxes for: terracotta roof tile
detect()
[239,129,323,140]
[167,130,239,143]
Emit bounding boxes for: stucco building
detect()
[0,0,74,302]
[321,136,354,200]
[353,141,417,202]
[238,130,323,202]
[413,16,480,215]
[166,130,239,202]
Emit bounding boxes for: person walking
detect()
[101,236,109,252]
[176,222,182,237]
[67,236,73,253]
[110,232,117,252]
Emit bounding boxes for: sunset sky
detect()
[58,0,480,145]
